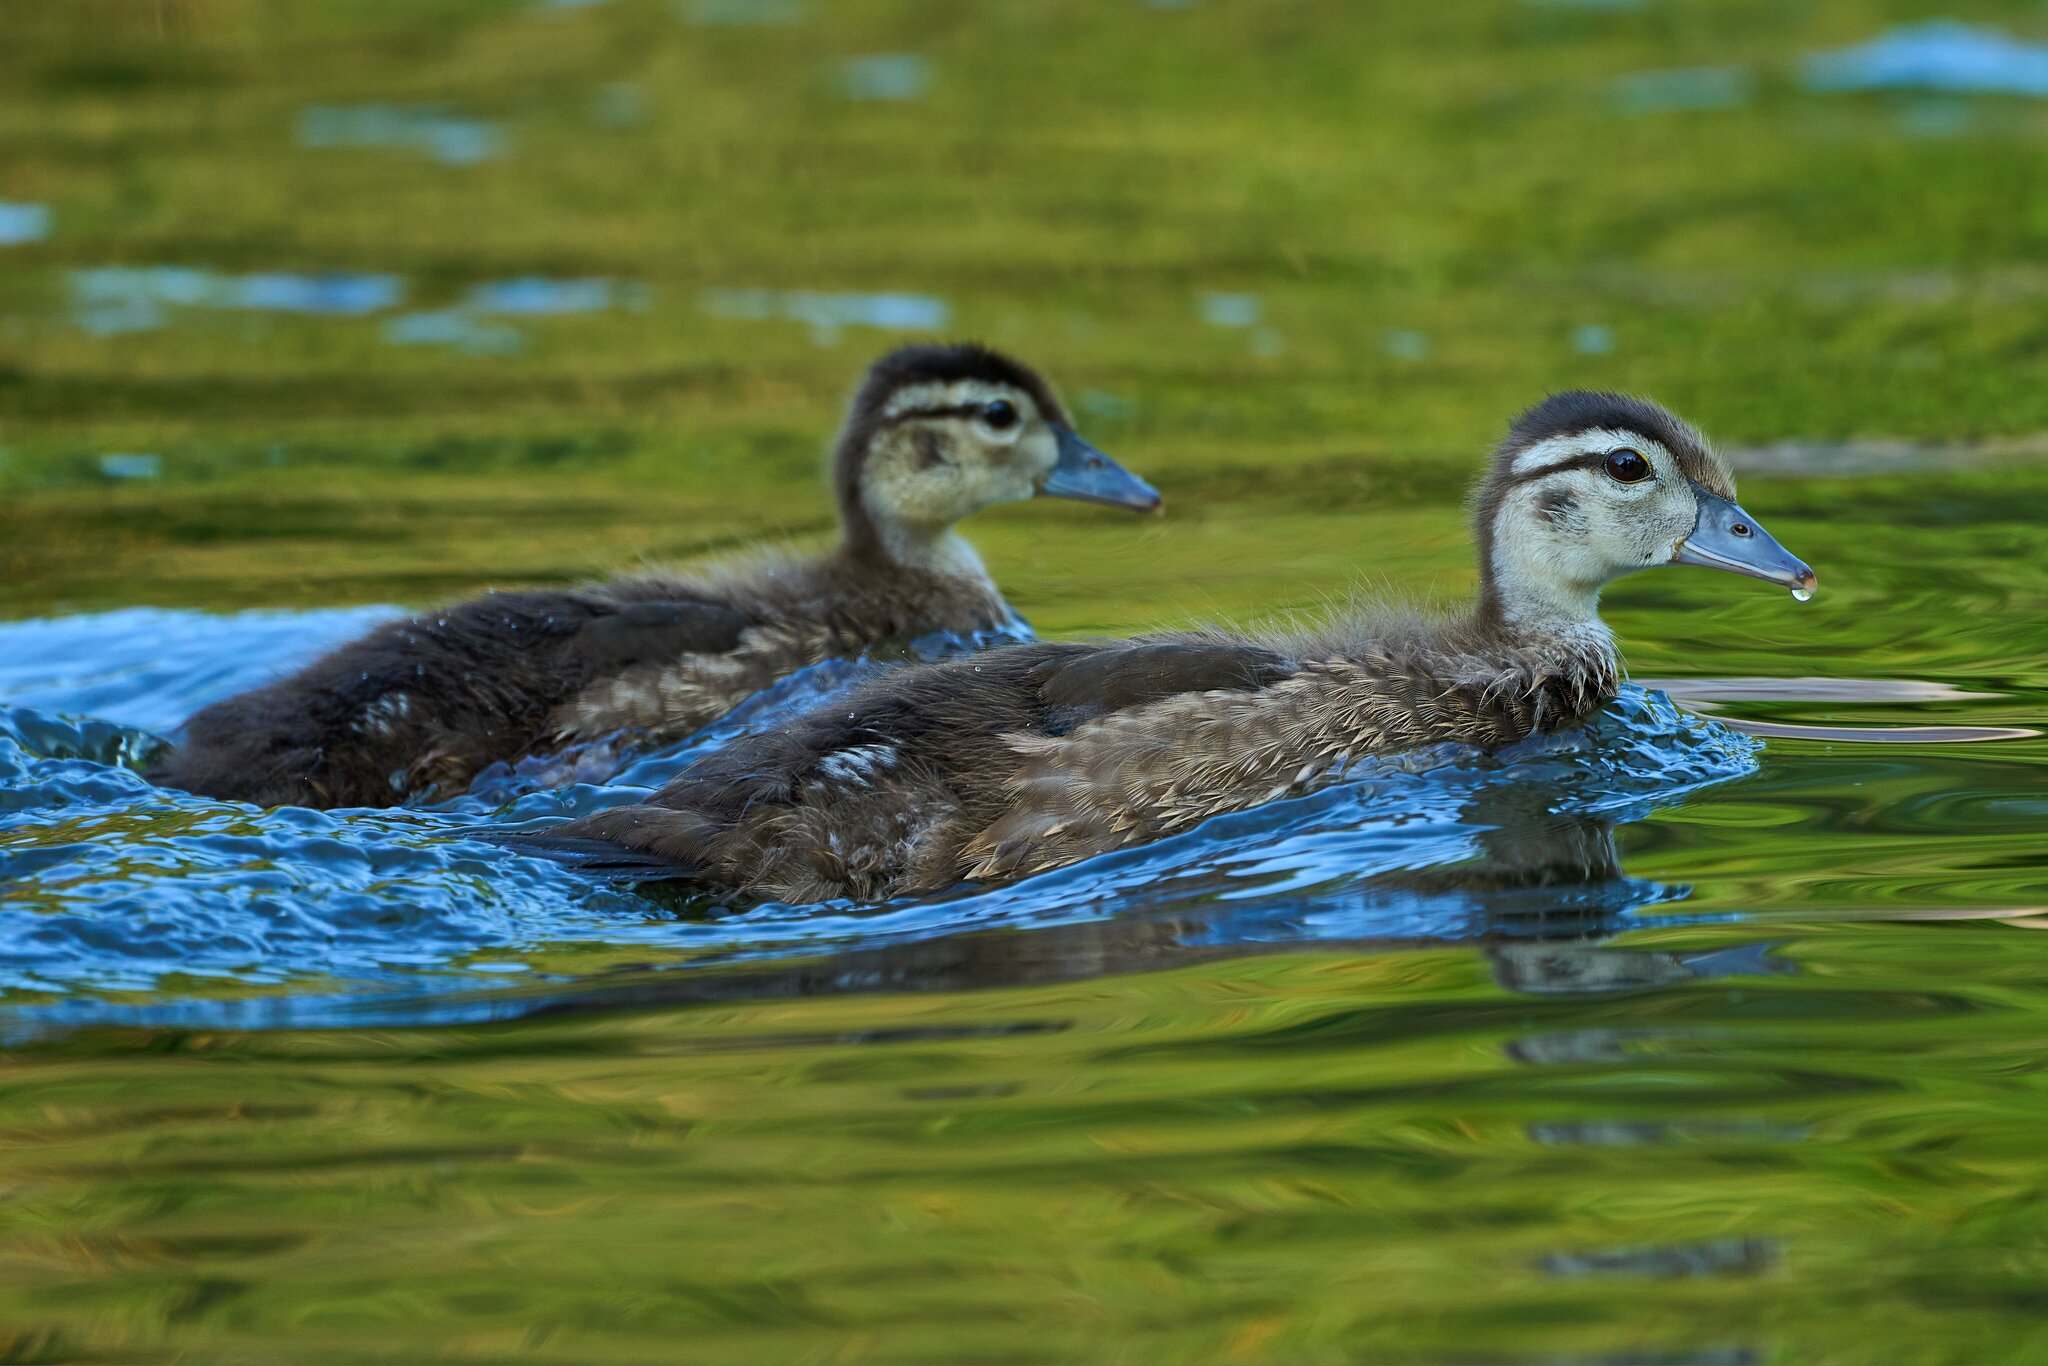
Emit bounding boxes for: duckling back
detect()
[161,589,757,808]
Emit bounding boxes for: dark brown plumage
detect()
[156,343,1159,809]
[501,391,1812,904]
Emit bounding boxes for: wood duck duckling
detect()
[158,343,1160,810]
[500,390,1813,904]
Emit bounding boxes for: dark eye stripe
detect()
[890,402,1003,424]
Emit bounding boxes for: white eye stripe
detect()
[1509,428,1669,476]
[881,382,963,420]
[1511,456,1602,484]
[1509,431,1608,476]
[881,380,1030,421]
[1508,430,1675,488]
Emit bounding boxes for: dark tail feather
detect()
[473,830,698,882]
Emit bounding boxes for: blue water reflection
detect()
[837,54,931,102]
[69,268,404,335]
[0,201,50,246]
[297,105,506,165]
[1806,22,2048,98]
[700,287,950,343]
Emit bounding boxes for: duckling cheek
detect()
[938,462,1015,517]
[1596,516,1667,573]
[1013,432,1060,486]
[1657,504,1701,564]
[867,457,970,528]
[921,464,974,518]
[971,452,1042,509]
[1608,491,1686,568]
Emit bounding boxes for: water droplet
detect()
[1791,586,1814,602]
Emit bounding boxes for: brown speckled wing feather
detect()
[1031,640,1296,729]
[552,619,842,742]
[963,636,1620,883]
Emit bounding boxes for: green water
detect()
[5,476,2047,1363]
[2,924,2043,1366]
[7,1,2048,1360]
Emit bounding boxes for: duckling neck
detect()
[1477,545,1614,642]
[863,520,995,588]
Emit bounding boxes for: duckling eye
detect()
[1603,449,1652,484]
[980,399,1018,431]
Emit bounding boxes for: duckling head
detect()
[834,343,1160,569]
[1474,391,1815,632]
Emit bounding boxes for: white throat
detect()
[875,522,992,583]
[1488,519,1614,637]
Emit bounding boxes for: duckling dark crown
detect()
[853,343,1069,426]
[1495,391,1730,496]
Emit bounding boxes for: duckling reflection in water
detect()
[501,391,1815,904]
[157,344,1160,809]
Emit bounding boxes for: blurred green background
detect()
[4,0,2046,628]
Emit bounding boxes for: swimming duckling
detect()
[501,391,1813,904]
[159,343,1160,810]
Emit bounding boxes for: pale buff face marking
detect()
[1491,430,1703,629]
[1509,427,1653,479]
[861,379,1062,567]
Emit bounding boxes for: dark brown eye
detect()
[981,399,1018,430]
[1603,448,1652,483]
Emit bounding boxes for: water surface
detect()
[4,467,2047,1362]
